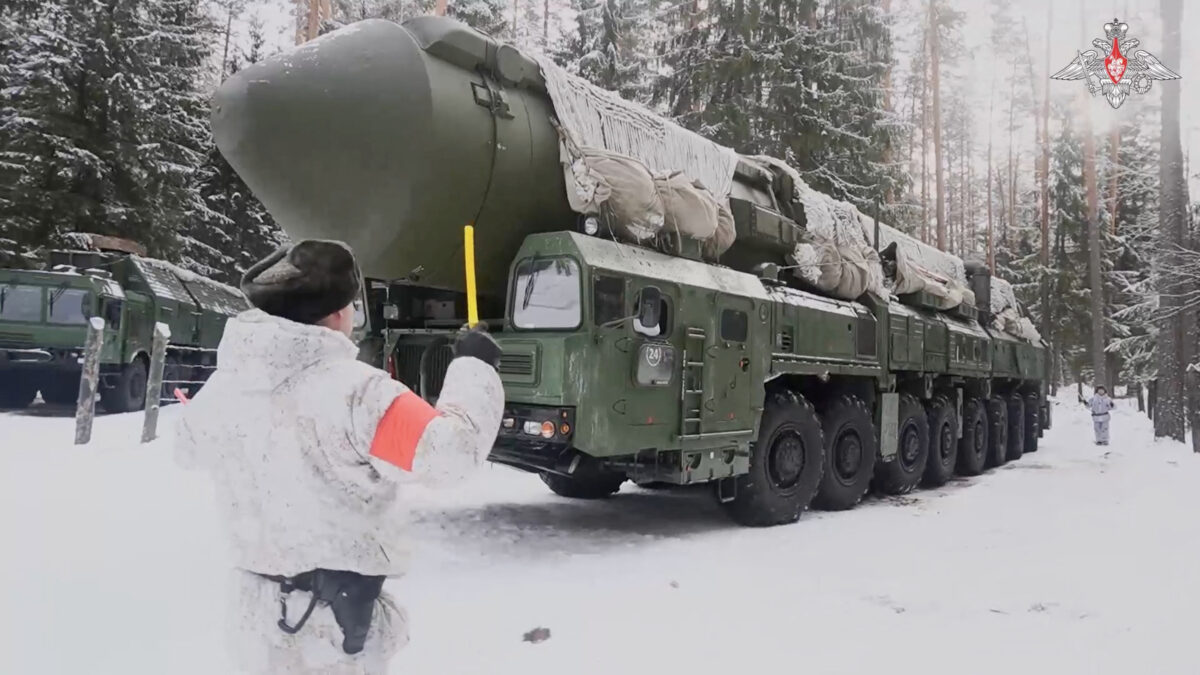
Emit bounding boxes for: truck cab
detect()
[0,240,248,412]
[0,266,129,408]
[377,231,770,489]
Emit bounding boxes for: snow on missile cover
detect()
[536,55,739,199]
[2,392,1197,675]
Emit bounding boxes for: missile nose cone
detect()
[209,17,570,293]
[211,20,434,275]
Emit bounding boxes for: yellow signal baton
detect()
[464,225,479,327]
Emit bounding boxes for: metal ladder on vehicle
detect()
[680,327,707,438]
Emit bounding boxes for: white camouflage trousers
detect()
[1092,414,1110,444]
[226,570,408,675]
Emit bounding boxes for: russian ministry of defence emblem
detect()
[1051,19,1180,109]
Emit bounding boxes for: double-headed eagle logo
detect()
[1052,19,1180,109]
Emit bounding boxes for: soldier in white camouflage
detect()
[175,240,504,675]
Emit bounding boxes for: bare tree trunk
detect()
[512,0,519,43]
[543,0,548,46]
[1108,126,1120,234]
[1007,60,1016,249]
[1155,0,1188,442]
[1040,2,1052,384]
[967,125,974,256]
[221,1,235,81]
[1079,0,1106,392]
[959,112,967,255]
[987,84,994,269]
[996,171,1007,258]
[883,0,894,206]
[921,30,929,243]
[930,0,946,251]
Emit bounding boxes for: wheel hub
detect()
[973,420,986,453]
[834,432,863,482]
[768,431,806,490]
[900,424,921,470]
[940,424,954,461]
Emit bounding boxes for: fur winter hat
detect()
[241,240,361,325]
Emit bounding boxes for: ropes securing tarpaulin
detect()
[531,53,1034,341]
[535,56,739,199]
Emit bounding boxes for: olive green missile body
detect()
[212,17,573,294]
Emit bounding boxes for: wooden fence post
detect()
[74,317,106,445]
[141,322,171,443]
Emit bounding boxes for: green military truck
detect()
[213,17,1049,526]
[0,235,249,412]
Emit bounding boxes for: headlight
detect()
[520,419,558,439]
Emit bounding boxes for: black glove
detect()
[454,322,502,369]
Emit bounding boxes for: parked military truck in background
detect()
[0,234,249,412]
[213,17,1049,526]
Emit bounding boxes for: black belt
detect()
[256,569,386,655]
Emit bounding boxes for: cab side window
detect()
[593,276,625,326]
[634,289,671,338]
[720,309,749,342]
[104,300,123,330]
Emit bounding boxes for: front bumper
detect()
[0,346,87,368]
[488,404,576,473]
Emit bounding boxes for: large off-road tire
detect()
[1023,391,1041,453]
[923,395,958,487]
[721,393,824,526]
[100,358,148,414]
[0,376,37,409]
[957,397,989,476]
[39,373,80,406]
[874,393,929,495]
[1006,394,1026,461]
[813,394,877,511]
[986,396,1009,467]
[541,468,626,499]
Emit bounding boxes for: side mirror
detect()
[637,286,662,329]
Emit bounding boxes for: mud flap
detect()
[878,392,899,461]
[715,476,737,503]
[956,388,964,439]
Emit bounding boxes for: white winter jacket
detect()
[175,309,504,577]
[174,310,503,674]
[1088,395,1114,417]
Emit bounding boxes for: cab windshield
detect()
[47,287,91,324]
[0,284,43,322]
[352,297,366,330]
[512,257,582,330]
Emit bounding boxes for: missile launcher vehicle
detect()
[213,17,1048,525]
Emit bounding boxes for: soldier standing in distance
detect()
[1084,385,1114,446]
[174,240,504,674]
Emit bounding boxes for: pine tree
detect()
[135,0,223,269]
[320,0,507,37]
[1154,0,1189,442]
[0,1,92,266]
[656,0,904,213]
[198,16,284,284]
[557,0,659,103]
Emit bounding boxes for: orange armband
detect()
[369,392,441,471]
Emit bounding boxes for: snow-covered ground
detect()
[2,394,1198,675]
